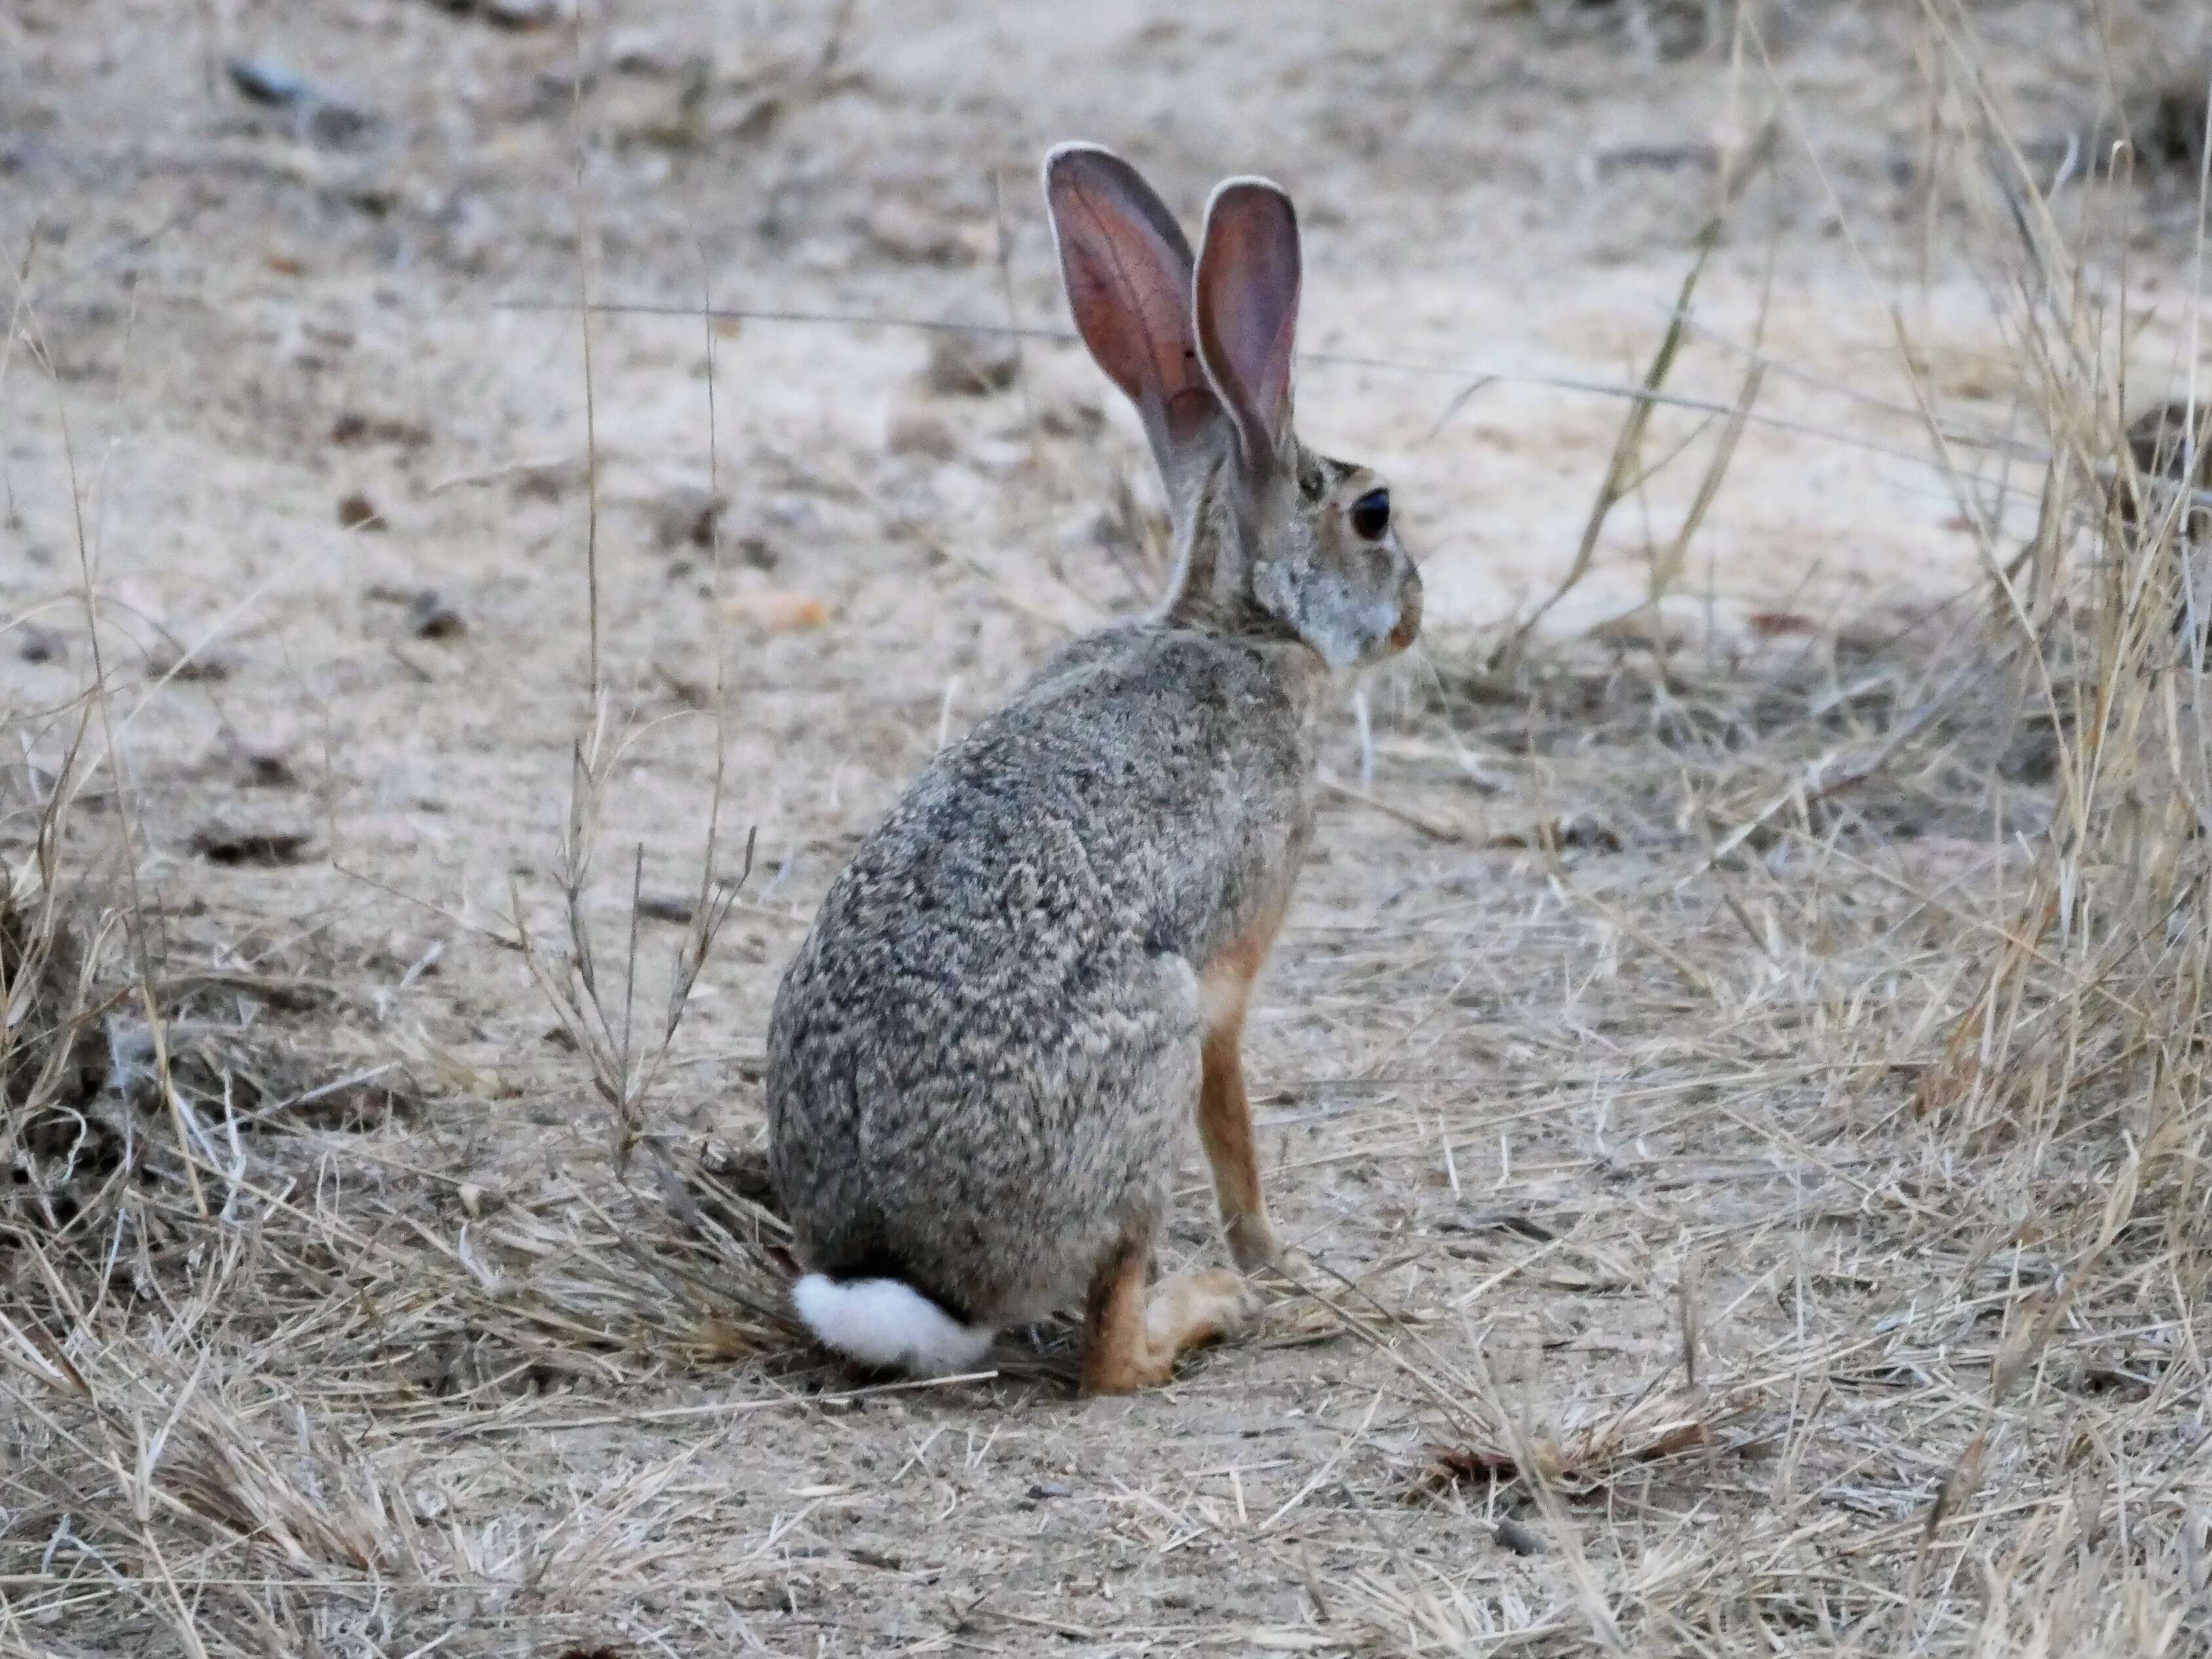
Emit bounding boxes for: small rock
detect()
[726,93,782,144]
[1035,392,1105,438]
[510,455,591,503]
[190,820,314,867]
[408,590,466,639]
[922,330,1021,397]
[337,492,387,531]
[608,26,680,74]
[226,54,310,105]
[482,0,566,28]
[652,485,725,550]
[225,55,383,150]
[331,412,431,448]
[1550,812,1623,854]
[239,748,295,787]
[637,890,698,924]
[15,625,64,664]
[885,405,959,460]
[428,0,563,26]
[148,647,234,683]
[1493,1515,1547,1557]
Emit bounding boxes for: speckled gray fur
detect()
[767,621,1323,1324]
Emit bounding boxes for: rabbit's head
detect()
[1045,144,1422,674]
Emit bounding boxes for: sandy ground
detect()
[6,1,2212,1654]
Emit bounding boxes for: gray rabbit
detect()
[767,144,1422,1393]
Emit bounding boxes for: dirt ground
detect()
[7,1,2212,1654]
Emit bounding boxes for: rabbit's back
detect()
[766,622,1320,1322]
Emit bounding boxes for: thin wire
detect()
[488,295,2044,476]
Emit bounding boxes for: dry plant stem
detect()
[1315,768,1466,843]
[570,0,602,703]
[513,711,755,1170]
[990,166,1042,457]
[1648,238,1774,610]
[18,293,207,1217]
[0,718,97,1165]
[691,199,736,985]
[514,87,755,1178]
[1491,121,1777,673]
[1466,1341,1628,1655]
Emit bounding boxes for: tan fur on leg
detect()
[1198,940,1282,1271]
[1080,1243,1262,1395]
[1080,1232,1174,1396]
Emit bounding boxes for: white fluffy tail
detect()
[790,1274,995,1377]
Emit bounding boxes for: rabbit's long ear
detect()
[1044,144,1221,509]
[1194,178,1301,480]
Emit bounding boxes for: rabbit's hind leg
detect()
[1078,1226,1261,1396]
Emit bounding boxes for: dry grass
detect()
[7,2,2212,1654]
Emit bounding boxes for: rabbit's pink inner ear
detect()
[1044,148,1211,447]
[1195,180,1302,475]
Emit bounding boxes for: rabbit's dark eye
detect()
[1350,488,1390,540]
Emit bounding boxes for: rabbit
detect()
[766,143,1422,1394]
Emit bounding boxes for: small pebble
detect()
[337,492,387,531]
[637,891,699,924]
[16,625,64,664]
[1493,1515,1546,1556]
[190,820,314,867]
[922,330,1021,397]
[240,748,295,786]
[885,405,959,460]
[224,55,383,150]
[492,0,561,22]
[482,0,564,28]
[331,412,430,448]
[608,27,681,74]
[652,485,725,549]
[408,590,466,639]
[1036,393,1105,437]
[148,647,234,683]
